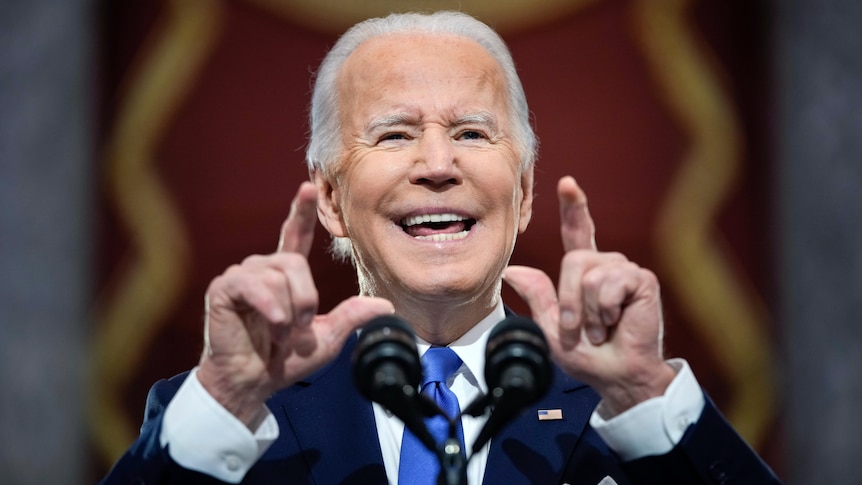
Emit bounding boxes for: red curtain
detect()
[91,0,780,478]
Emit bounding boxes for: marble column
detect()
[0,1,93,484]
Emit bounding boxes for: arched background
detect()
[90,0,780,477]
[12,0,862,483]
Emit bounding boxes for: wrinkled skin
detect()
[197,34,673,428]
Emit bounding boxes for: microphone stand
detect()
[436,417,468,485]
[353,315,549,485]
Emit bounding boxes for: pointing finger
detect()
[558,176,597,252]
[278,182,319,256]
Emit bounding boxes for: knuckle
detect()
[561,250,586,268]
[293,287,320,311]
[254,292,279,315]
[222,263,244,277]
[206,275,226,295]
[260,268,287,288]
[241,254,267,266]
[274,251,309,271]
[604,251,629,263]
[640,267,660,287]
[581,268,604,289]
[607,262,634,282]
[210,265,248,292]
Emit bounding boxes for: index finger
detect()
[558,176,597,252]
[277,182,319,256]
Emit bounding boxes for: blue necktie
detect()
[398,347,465,484]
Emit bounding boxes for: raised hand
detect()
[197,182,394,428]
[504,176,675,416]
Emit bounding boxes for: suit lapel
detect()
[267,314,614,484]
[275,335,388,484]
[482,366,601,484]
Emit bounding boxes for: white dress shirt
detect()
[373,302,502,485]
[160,301,705,484]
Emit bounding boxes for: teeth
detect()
[415,231,469,241]
[401,213,465,227]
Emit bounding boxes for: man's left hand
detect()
[504,176,675,416]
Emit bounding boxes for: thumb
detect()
[503,266,560,338]
[321,296,395,343]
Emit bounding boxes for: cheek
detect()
[337,171,391,231]
[486,169,523,212]
[342,152,404,187]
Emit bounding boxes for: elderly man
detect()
[102,11,780,485]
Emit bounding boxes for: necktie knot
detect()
[421,347,462,388]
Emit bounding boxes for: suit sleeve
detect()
[620,397,782,484]
[98,374,234,485]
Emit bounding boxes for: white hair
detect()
[306,11,537,261]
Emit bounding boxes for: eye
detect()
[378,132,408,143]
[458,130,486,141]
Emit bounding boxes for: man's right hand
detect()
[197,181,394,429]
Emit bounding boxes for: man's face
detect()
[317,33,533,309]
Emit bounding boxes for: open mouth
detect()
[399,213,477,241]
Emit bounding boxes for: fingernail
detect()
[560,310,576,329]
[271,308,286,323]
[586,327,604,345]
[298,310,314,326]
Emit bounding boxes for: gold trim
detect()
[246,0,599,34]
[91,0,224,464]
[633,0,775,447]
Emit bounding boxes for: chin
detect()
[403,268,501,302]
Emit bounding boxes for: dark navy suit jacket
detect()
[101,334,780,484]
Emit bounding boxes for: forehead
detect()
[337,33,508,120]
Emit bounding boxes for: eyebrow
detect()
[364,111,499,134]
[453,111,499,132]
[365,114,417,134]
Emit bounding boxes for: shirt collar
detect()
[414,301,505,394]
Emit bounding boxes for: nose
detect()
[408,130,461,188]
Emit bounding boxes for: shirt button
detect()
[677,416,691,431]
[224,453,241,471]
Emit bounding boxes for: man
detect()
[102,11,780,485]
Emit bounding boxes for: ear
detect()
[517,165,534,234]
[312,169,348,237]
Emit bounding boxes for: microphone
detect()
[467,316,552,452]
[352,315,437,452]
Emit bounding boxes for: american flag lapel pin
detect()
[537,409,563,421]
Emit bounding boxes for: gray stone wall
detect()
[0,1,92,484]
[775,1,862,483]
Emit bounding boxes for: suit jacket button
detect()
[708,460,728,484]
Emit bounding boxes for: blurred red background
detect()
[92,0,779,479]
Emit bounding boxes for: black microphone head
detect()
[484,316,552,402]
[352,315,439,453]
[352,315,422,404]
[470,315,553,453]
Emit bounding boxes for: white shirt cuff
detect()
[159,367,279,483]
[589,358,705,461]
